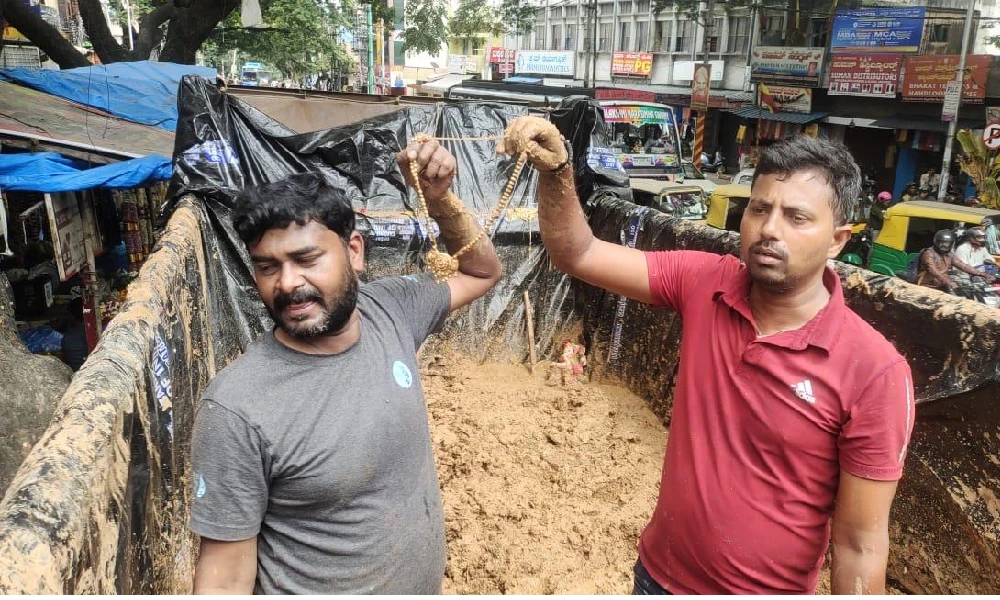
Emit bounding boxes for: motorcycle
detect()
[699,150,726,174]
[953,279,1000,308]
[839,229,874,266]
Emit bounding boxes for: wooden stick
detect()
[524,291,536,374]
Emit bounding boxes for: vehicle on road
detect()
[599,101,684,181]
[678,160,717,194]
[732,168,754,186]
[630,180,708,221]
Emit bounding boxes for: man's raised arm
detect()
[498,117,654,305]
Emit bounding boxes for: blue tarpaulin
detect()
[0,152,171,192]
[0,61,215,132]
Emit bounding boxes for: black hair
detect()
[232,173,355,245]
[752,135,861,227]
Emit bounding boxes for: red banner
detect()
[611,51,653,77]
[827,53,901,98]
[488,47,516,64]
[901,55,993,103]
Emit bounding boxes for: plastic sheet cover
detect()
[165,76,630,361]
[0,152,171,192]
[0,61,216,131]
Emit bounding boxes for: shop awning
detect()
[871,116,982,133]
[725,106,829,124]
[418,73,472,94]
[0,82,175,160]
[0,152,171,192]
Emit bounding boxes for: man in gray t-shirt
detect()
[189,139,502,594]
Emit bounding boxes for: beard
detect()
[267,268,359,339]
[745,240,798,292]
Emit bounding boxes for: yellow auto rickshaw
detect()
[629,179,708,220]
[705,184,752,230]
[867,200,1000,276]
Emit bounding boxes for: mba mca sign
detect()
[832,8,925,53]
[515,51,575,76]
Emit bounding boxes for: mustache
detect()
[274,288,323,312]
[749,241,787,260]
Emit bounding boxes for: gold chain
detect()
[408,132,529,282]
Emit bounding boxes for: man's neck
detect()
[274,310,362,355]
[749,271,832,337]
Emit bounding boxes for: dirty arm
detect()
[949,254,988,278]
[500,117,654,305]
[920,251,953,288]
[193,536,257,594]
[830,472,897,594]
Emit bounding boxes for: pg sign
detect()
[983,123,1000,151]
[612,52,653,77]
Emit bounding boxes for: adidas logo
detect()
[792,379,816,404]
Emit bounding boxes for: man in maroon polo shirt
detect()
[498,122,915,594]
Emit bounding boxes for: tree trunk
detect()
[159,0,241,64]
[76,0,136,63]
[2,0,90,69]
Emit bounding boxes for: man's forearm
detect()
[430,192,501,279]
[537,167,594,272]
[830,543,888,594]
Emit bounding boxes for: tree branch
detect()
[159,0,241,64]
[77,0,135,62]
[2,0,90,68]
[136,3,177,58]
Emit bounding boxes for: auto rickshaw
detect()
[865,200,1000,276]
[705,184,752,230]
[629,179,708,220]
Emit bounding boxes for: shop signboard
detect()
[758,84,812,114]
[673,60,724,81]
[750,47,825,87]
[901,55,992,104]
[831,7,925,54]
[514,50,574,76]
[612,51,654,77]
[44,192,86,281]
[827,53,901,98]
[690,62,711,111]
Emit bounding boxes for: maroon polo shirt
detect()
[638,250,914,594]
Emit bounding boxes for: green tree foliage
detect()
[957,129,1000,210]
[401,0,450,55]
[203,0,354,80]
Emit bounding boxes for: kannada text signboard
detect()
[901,55,992,104]
[750,47,825,87]
[758,85,812,114]
[827,53,901,98]
[514,50,574,76]
[611,51,654,77]
[832,7,926,54]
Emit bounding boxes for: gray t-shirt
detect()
[189,274,451,594]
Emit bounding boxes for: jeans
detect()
[632,558,672,595]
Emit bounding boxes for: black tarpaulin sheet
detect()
[163,76,629,365]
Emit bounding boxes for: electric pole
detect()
[938,0,975,200]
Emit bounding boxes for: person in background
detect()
[917,230,995,292]
[900,182,918,203]
[920,167,941,195]
[868,191,892,237]
[917,186,932,202]
[499,120,915,595]
[982,216,1000,255]
[954,228,998,275]
[60,296,89,371]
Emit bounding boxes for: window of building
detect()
[618,0,632,15]
[674,19,692,52]
[619,21,631,50]
[551,25,562,50]
[728,16,749,54]
[565,6,577,18]
[808,18,827,47]
[708,16,722,53]
[535,31,545,50]
[654,20,671,52]
[928,24,951,43]
[565,24,576,50]
[472,39,484,55]
[635,20,649,51]
[599,2,612,16]
[599,22,612,50]
[636,0,650,14]
[551,6,562,18]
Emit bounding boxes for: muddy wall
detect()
[0,200,219,594]
[581,196,1000,594]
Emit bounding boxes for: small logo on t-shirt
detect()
[392,360,413,388]
[791,379,816,404]
[194,473,207,499]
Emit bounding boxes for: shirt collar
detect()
[712,263,845,352]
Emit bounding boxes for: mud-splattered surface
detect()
[423,353,851,594]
